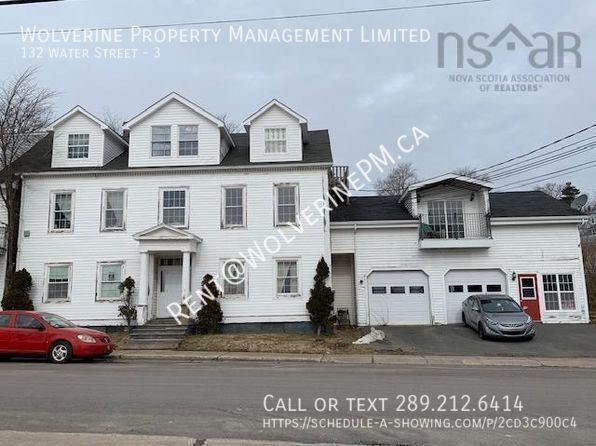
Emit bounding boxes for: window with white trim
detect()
[101,189,126,230]
[222,260,246,298]
[178,125,198,156]
[265,128,287,153]
[222,186,246,228]
[276,259,299,296]
[97,262,124,300]
[428,200,464,239]
[160,188,188,227]
[542,274,576,310]
[46,264,71,301]
[50,191,74,231]
[67,134,89,159]
[275,184,298,225]
[151,126,171,156]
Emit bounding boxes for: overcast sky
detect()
[0,0,594,196]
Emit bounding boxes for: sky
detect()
[0,0,594,196]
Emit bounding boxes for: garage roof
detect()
[330,191,583,222]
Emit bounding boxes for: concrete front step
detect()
[143,319,183,325]
[131,333,186,340]
[120,339,182,350]
[133,325,186,333]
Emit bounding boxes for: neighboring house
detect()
[580,211,596,242]
[0,92,589,327]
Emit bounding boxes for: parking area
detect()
[377,323,596,357]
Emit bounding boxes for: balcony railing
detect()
[419,213,491,240]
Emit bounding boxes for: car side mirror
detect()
[35,325,45,331]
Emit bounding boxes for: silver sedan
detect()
[462,294,535,340]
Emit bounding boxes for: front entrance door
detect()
[518,274,541,321]
[157,257,183,318]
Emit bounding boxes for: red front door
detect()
[518,274,541,321]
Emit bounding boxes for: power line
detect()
[495,158,596,190]
[488,139,596,181]
[470,122,596,177]
[0,0,491,36]
[497,164,596,191]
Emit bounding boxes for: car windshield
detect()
[480,298,522,313]
[40,313,76,328]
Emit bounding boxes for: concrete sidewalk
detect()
[113,350,596,368]
[0,431,353,446]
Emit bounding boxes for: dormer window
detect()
[265,128,287,153]
[67,134,89,159]
[179,125,198,156]
[151,126,171,156]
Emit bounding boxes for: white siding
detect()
[249,105,302,163]
[330,228,355,253]
[128,100,221,168]
[17,167,330,325]
[103,131,127,165]
[331,254,356,324]
[51,112,105,168]
[331,222,589,326]
[417,185,488,216]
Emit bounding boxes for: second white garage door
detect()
[369,270,431,325]
[445,269,507,323]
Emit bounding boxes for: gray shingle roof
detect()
[489,191,584,217]
[330,191,584,222]
[331,196,415,222]
[11,130,332,174]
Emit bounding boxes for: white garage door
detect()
[445,269,507,323]
[369,271,430,325]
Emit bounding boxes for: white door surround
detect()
[133,224,202,324]
[157,257,184,318]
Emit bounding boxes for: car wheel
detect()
[478,323,486,340]
[525,334,535,341]
[49,341,72,364]
[461,311,467,326]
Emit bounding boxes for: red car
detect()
[0,310,114,364]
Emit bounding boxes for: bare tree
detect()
[102,108,123,135]
[534,182,564,200]
[0,68,55,276]
[216,112,241,134]
[452,166,491,181]
[374,162,418,196]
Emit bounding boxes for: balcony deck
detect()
[419,213,493,249]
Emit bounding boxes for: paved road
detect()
[0,359,593,445]
[380,324,596,357]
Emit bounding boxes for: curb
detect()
[112,350,596,369]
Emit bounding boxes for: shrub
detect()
[306,257,335,337]
[196,274,223,334]
[118,276,136,330]
[1,268,34,310]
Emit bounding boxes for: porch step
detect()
[120,339,182,350]
[143,318,182,326]
[126,319,190,350]
[132,333,186,340]
[133,326,188,333]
